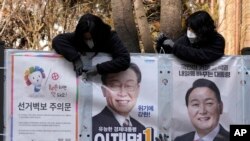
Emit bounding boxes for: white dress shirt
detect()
[193,124,220,141]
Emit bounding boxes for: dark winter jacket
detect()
[172,32,225,64]
[52,31,130,75]
[52,14,130,75]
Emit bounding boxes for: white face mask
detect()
[187,30,197,43]
[187,30,197,39]
[85,40,94,49]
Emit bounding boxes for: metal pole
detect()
[0,41,5,140]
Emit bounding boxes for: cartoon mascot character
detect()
[24,66,45,93]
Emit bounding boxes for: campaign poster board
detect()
[5,51,79,141]
[242,56,250,124]
[3,50,250,141]
[170,56,243,140]
[91,55,159,141]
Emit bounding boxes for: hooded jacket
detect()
[172,32,225,64]
[52,13,130,74]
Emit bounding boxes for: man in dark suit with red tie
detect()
[92,63,146,141]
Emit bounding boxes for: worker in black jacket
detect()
[156,10,225,65]
[52,13,130,77]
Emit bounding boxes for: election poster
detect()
[3,51,250,141]
[91,54,158,141]
[5,51,79,141]
[170,56,243,140]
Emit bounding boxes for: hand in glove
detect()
[163,39,174,48]
[155,134,169,141]
[156,32,174,53]
[86,65,98,77]
[156,32,168,48]
[73,58,83,76]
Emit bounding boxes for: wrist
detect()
[95,64,99,74]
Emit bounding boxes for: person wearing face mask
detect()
[52,13,130,77]
[156,10,225,65]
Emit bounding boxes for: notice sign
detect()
[5,52,78,141]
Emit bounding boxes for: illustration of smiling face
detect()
[28,71,44,87]
[24,66,45,93]
[187,87,223,136]
[101,68,140,116]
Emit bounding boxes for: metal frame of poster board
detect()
[242,56,250,124]
[2,50,250,141]
[0,41,4,141]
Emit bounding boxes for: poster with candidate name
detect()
[4,51,250,141]
[5,51,79,141]
[170,56,243,140]
[91,54,158,141]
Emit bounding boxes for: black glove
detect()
[86,65,98,77]
[155,134,169,141]
[156,33,168,50]
[73,58,83,76]
[160,39,174,53]
[156,33,174,54]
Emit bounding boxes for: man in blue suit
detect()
[92,63,146,141]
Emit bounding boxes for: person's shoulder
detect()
[93,107,112,120]
[174,131,195,141]
[93,112,102,119]
[110,31,118,37]
[209,32,225,47]
[177,34,187,40]
[215,127,229,141]
[218,125,230,137]
[92,110,107,124]
[109,31,123,43]
[213,32,225,41]
[53,32,74,40]
[130,117,146,129]
[175,34,188,43]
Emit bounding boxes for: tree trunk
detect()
[210,0,215,15]
[235,0,241,54]
[0,0,7,22]
[134,0,155,53]
[160,0,182,40]
[241,0,250,50]
[111,0,140,53]
[217,0,226,52]
[218,0,233,55]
